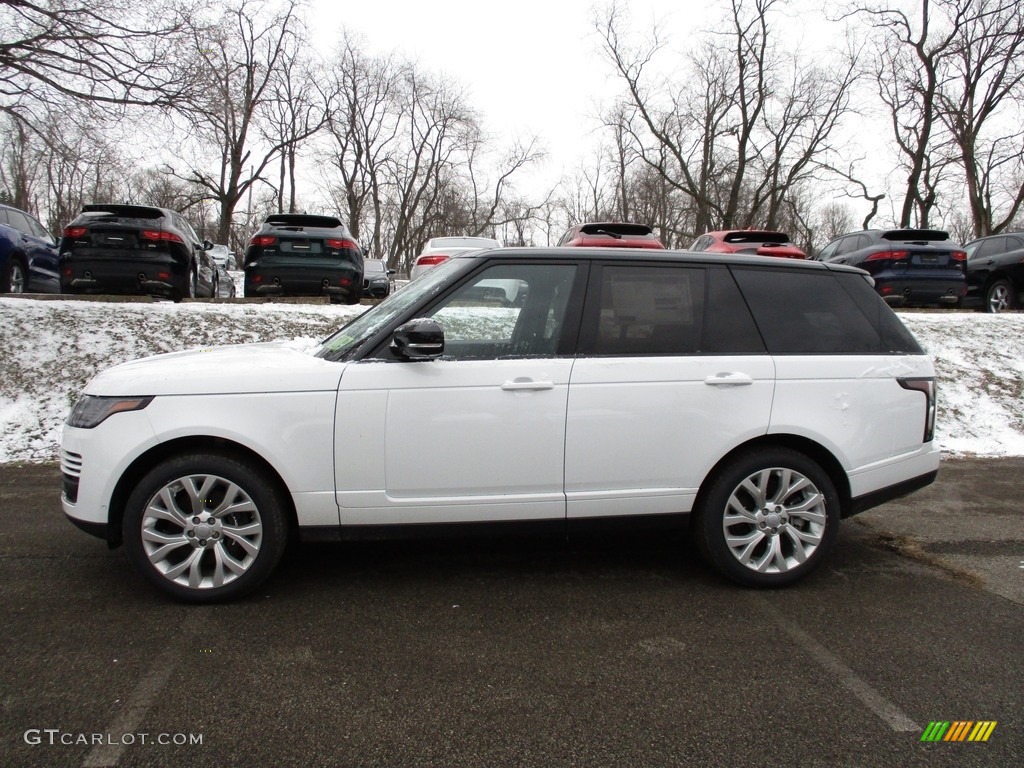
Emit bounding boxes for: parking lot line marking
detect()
[751,601,919,733]
[82,614,204,768]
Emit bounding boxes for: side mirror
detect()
[387,269,397,276]
[391,318,444,361]
[203,239,214,250]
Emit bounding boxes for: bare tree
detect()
[324,35,405,256]
[852,0,969,228]
[263,45,329,214]
[323,36,542,269]
[169,0,321,245]
[0,115,41,210]
[594,0,858,235]
[0,0,196,118]
[935,0,1024,236]
[38,108,131,232]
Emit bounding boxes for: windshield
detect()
[315,256,467,361]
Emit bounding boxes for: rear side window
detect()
[585,265,705,355]
[731,268,921,354]
[580,264,766,356]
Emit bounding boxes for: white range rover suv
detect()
[61,248,940,602]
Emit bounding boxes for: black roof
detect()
[450,246,867,275]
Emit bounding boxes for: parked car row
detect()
[3,200,1022,312]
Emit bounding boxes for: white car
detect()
[409,236,501,280]
[62,248,940,601]
[208,243,236,270]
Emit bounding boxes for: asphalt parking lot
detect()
[1,459,1021,768]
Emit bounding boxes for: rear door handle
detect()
[502,378,555,391]
[704,373,753,387]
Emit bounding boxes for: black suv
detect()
[244,214,363,304]
[60,205,216,300]
[815,229,967,306]
[961,233,1024,313]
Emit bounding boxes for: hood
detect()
[85,342,345,396]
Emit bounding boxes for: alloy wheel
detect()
[140,473,264,590]
[987,282,1011,313]
[721,466,827,575]
[8,261,25,293]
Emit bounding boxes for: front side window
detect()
[426,263,578,359]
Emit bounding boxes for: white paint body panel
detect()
[62,345,344,529]
[335,358,573,524]
[564,355,776,518]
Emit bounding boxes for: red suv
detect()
[691,230,807,259]
[557,222,665,249]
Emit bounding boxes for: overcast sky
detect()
[309,0,860,202]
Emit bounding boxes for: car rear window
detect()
[265,214,343,229]
[723,231,790,244]
[579,223,654,237]
[880,229,948,242]
[731,267,922,355]
[78,205,164,222]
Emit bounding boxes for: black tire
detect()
[2,256,27,293]
[123,452,289,602]
[985,278,1015,313]
[174,265,198,302]
[694,447,840,587]
[345,291,361,305]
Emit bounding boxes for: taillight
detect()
[339,277,352,287]
[326,238,357,250]
[951,250,967,270]
[898,377,936,442]
[866,250,910,261]
[140,230,184,244]
[250,235,277,247]
[417,254,449,267]
[63,226,87,238]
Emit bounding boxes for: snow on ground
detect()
[1,297,1023,462]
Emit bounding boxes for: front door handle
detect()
[502,378,555,392]
[704,372,753,387]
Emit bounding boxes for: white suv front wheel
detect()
[123,452,288,602]
[695,448,840,587]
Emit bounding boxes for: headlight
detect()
[67,395,154,429]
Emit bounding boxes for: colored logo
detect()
[920,721,997,742]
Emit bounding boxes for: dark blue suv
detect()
[815,229,967,307]
[0,203,60,294]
